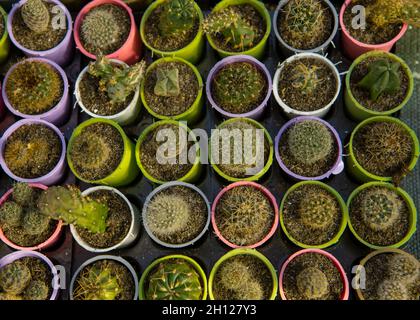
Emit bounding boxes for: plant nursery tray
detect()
[0,0,416,300]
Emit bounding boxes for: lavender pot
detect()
[274,116,344,181]
[7,0,74,66]
[206,55,272,119]
[2,58,71,126]
[0,250,60,300]
[0,119,67,186]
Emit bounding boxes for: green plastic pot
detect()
[347,116,419,183]
[140,0,205,64]
[344,51,414,121]
[135,120,201,184]
[346,182,417,250]
[67,118,140,186]
[138,254,208,300]
[0,6,10,64]
[206,0,271,60]
[209,117,273,182]
[208,248,278,300]
[279,181,348,249]
[141,57,204,123]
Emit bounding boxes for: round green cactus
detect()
[21,0,50,33]
[0,260,32,295]
[0,201,24,228]
[298,192,337,229]
[12,183,36,207]
[23,280,49,300]
[388,253,419,283]
[296,267,329,299]
[377,279,409,300]
[22,210,51,236]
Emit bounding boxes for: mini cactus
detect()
[23,280,49,300]
[388,253,419,283]
[290,62,324,95]
[146,259,202,300]
[0,292,23,300]
[377,279,409,300]
[37,186,109,234]
[296,267,329,299]
[287,120,333,165]
[154,67,180,97]
[298,192,338,229]
[158,0,197,37]
[241,280,265,300]
[0,201,24,228]
[218,259,253,291]
[21,0,50,33]
[12,183,36,207]
[363,0,420,28]
[22,209,51,236]
[0,260,32,295]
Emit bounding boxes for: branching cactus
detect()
[377,279,409,300]
[290,62,324,94]
[154,68,180,97]
[158,0,197,36]
[21,0,50,33]
[296,267,329,299]
[146,259,202,300]
[22,209,51,236]
[298,192,337,229]
[37,186,109,234]
[0,261,32,295]
[363,0,420,28]
[0,201,24,228]
[358,59,401,101]
[23,280,49,300]
[388,253,419,283]
[12,183,36,206]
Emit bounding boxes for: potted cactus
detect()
[209,249,278,300]
[346,182,417,249]
[67,118,140,186]
[347,116,419,184]
[273,0,338,57]
[0,119,66,186]
[70,255,138,300]
[344,51,414,121]
[0,251,59,300]
[206,55,272,119]
[7,0,74,66]
[280,181,347,249]
[141,57,204,123]
[75,56,146,126]
[212,181,278,248]
[0,5,10,64]
[140,0,204,64]
[273,53,341,118]
[142,182,210,248]
[275,116,344,181]
[354,248,419,300]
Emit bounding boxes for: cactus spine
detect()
[0,201,24,228]
[23,280,49,300]
[0,261,32,295]
[21,0,50,33]
[377,279,409,300]
[388,253,419,283]
[21,209,51,236]
[12,182,36,206]
[158,0,197,36]
[290,62,324,94]
[154,67,180,97]
[298,192,338,229]
[296,267,329,299]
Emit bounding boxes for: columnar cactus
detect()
[377,279,409,300]
[388,253,419,283]
[298,192,337,229]
[290,62,324,95]
[21,210,51,236]
[23,280,49,300]
[0,201,24,228]
[154,68,180,97]
[0,261,32,295]
[21,0,50,33]
[296,267,329,299]
[158,0,197,36]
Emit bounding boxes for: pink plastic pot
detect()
[0,184,63,251]
[211,181,279,248]
[339,0,408,60]
[74,0,142,65]
[279,249,349,300]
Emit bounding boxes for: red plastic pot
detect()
[74,0,142,64]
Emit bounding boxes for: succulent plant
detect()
[23,280,49,300]
[22,209,51,236]
[290,62,324,94]
[21,0,50,33]
[0,260,32,295]
[241,280,265,300]
[287,120,333,165]
[0,292,23,300]
[0,201,24,228]
[388,253,419,283]
[154,67,180,97]
[363,0,420,28]
[12,183,36,207]
[377,279,409,300]
[298,192,337,229]
[146,259,202,300]
[296,267,329,299]
[158,0,197,36]
[37,186,109,234]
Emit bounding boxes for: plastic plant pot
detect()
[339,0,408,60]
[274,116,344,181]
[205,0,271,60]
[7,0,74,66]
[211,181,279,248]
[141,57,204,123]
[0,184,63,251]
[347,116,419,183]
[70,186,141,253]
[139,0,205,65]
[67,118,140,187]
[75,59,141,126]
[344,51,414,121]
[0,251,60,300]
[273,52,341,118]
[69,255,139,300]
[346,182,417,250]
[278,248,349,300]
[273,0,338,58]
[208,248,278,300]
[0,6,10,64]
[74,0,142,65]
[279,181,348,249]
[209,117,273,182]
[0,119,67,186]
[206,55,272,120]
[0,82,5,120]
[135,120,201,184]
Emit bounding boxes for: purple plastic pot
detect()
[274,116,344,180]
[7,0,74,66]
[0,119,67,186]
[206,55,272,119]
[0,251,59,300]
[0,82,4,120]
[2,58,71,126]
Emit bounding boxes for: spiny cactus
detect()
[290,62,324,95]
[146,259,202,300]
[388,253,419,283]
[158,0,197,36]
[241,280,265,300]
[23,280,49,300]
[287,120,333,165]
[296,267,329,299]
[298,192,338,229]
[154,67,180,97]
[12,183,36,206]
[22,209,51,236]
[364,0,420,28]
[0,292,23,300]
[37,186,109,234]
[0,260,32,295]
[0,201,24,228]
[358,59,401,101]
[21,0,50,33]
[88,56,146,104]
[377,279,409,300]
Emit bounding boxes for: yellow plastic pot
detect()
[0,6,10,64]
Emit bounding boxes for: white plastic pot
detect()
[273,52,341,119]
[75,59,141,126]
[70,186,140,253]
